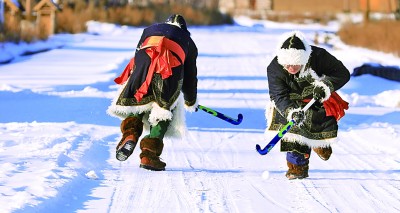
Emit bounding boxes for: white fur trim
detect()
[165,95,187,139]
[312,81,331,102]
[276,31,312,65]
[107,84,188,139]
[142,94,187,139]
[184,99,199,113]
[106,82,152,119]
[265,101,334,148]
[286,107,305,126]
[299,67,322,80]
[148,103,173,126]
[265,130,336,148]
[265,100,274,129]
[277,48,310,65]
[166,21,181,28]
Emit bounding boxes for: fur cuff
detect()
[286,107,305,126]
[312,81,331,102]
[184,99,199,113]
[148,103,173,126]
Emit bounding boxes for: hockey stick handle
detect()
[197,105,243,125]
[302,98,316,112]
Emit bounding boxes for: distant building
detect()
[219,0,272,18]
[33,0,60,36]
[218,0,399,18]
[3,0,24,28]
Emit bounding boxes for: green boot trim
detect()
[148,119,170,140]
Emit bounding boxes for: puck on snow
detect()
[262,170,270,179]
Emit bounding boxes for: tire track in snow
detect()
[300,179,330,212]
[351,129,400,211]
[246,178,293,212]
[237,123,400,213]
[108,134,208,212]
[343,126,400,211]
[325,127,400,212]
[8,124,119,213]
[169,130,242,212]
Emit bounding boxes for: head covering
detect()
[165,14,188,32]
[276,31,311,65]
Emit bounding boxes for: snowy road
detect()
[1,19,400,212]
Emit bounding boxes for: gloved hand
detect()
[313,85,326,102]
[291,110,305,124]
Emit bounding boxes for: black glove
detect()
[291,111,305,124]
[313,85,326,102]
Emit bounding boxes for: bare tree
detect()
[364,0,370,22]
[0,0,4,24]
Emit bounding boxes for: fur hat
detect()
[276,31,311,65]
[165,14,188,32]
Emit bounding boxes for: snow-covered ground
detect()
[1,17,400,213]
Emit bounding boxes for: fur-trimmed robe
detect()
[107,23,198,139]
[266,45,350,148]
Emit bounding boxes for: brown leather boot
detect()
[286,161,309,180]
[116,116,143,161]
[139,138,166,171]
[313,146,332,161]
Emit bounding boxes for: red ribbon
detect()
[113,36,186,102]
[114,57,135,85]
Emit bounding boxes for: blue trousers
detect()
[287,148,311,166]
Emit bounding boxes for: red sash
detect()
[114,36,186,102]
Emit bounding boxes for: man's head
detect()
[276,31,311,74]
[165,14,188,32]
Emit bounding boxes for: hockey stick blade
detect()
[255,99,316,155]
[198,105,243,125]
[256,120,294,155]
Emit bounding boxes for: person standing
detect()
[266,30,350,179]
[107,14,198,171]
